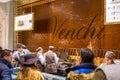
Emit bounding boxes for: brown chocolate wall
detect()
[19,0,120,51]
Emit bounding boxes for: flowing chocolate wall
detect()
[19,0,120,51]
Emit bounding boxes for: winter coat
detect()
[66,63,97,80]
[16,68,44,80]
[0,58,13,80]
[93,64,120,80]
[44,50,58,73]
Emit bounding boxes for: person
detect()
[22,44,31,54]
[100,51,116,67]
[93,64,120,80]
[16,54,44,80]
[0,49,13,80]
[54,47,60,58]
[13,43,30,65]
[36,47,45,72]
[66,48,97,80]
[60,48,68,61]
[44,46,59,74]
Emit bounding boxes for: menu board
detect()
[105,0,120,24]
[14,13,34,31]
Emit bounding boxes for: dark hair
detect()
[0,50,3,58]
[0,46,2,50]
[80,48,94,63]
[1,49,12,58]
[0,46,2,58]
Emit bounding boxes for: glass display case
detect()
[12,67,66,80]
[42,72,66,80]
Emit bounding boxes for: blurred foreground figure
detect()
[93,64,120,80]
[16,54,44,80]
[66,48,97,80]
[0,49,13,80]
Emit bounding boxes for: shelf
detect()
[18,0,56,9]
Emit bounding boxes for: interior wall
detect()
[19,0,120,51]
[101,0,120,50]
[0,1,15,50]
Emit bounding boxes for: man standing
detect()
[0,49,13,80]
[13,43,30,65]
[44,46,59,74]
[66,48,97,80]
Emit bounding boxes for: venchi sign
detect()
[51,14,105,40]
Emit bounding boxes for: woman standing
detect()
[100,51,116,67]
[36,47,45,72]
[16,54,44,80]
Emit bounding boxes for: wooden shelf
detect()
[18,0,56,9]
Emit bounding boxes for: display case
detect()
[12,67,66,80]
[42,72,66,80]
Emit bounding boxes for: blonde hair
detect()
[17,66,44,80]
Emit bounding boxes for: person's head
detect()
[36,47,43,53]
[104,51,116,64]
[36,47,43,57]
[22,44,27,49]
[49,46,54,51]
[1,49,12,62]
[16,43,23,52]
[22,54,37,67]
[18,54,39,80]
[80,48,94,63]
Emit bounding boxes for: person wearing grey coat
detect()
[93,64,120,80]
